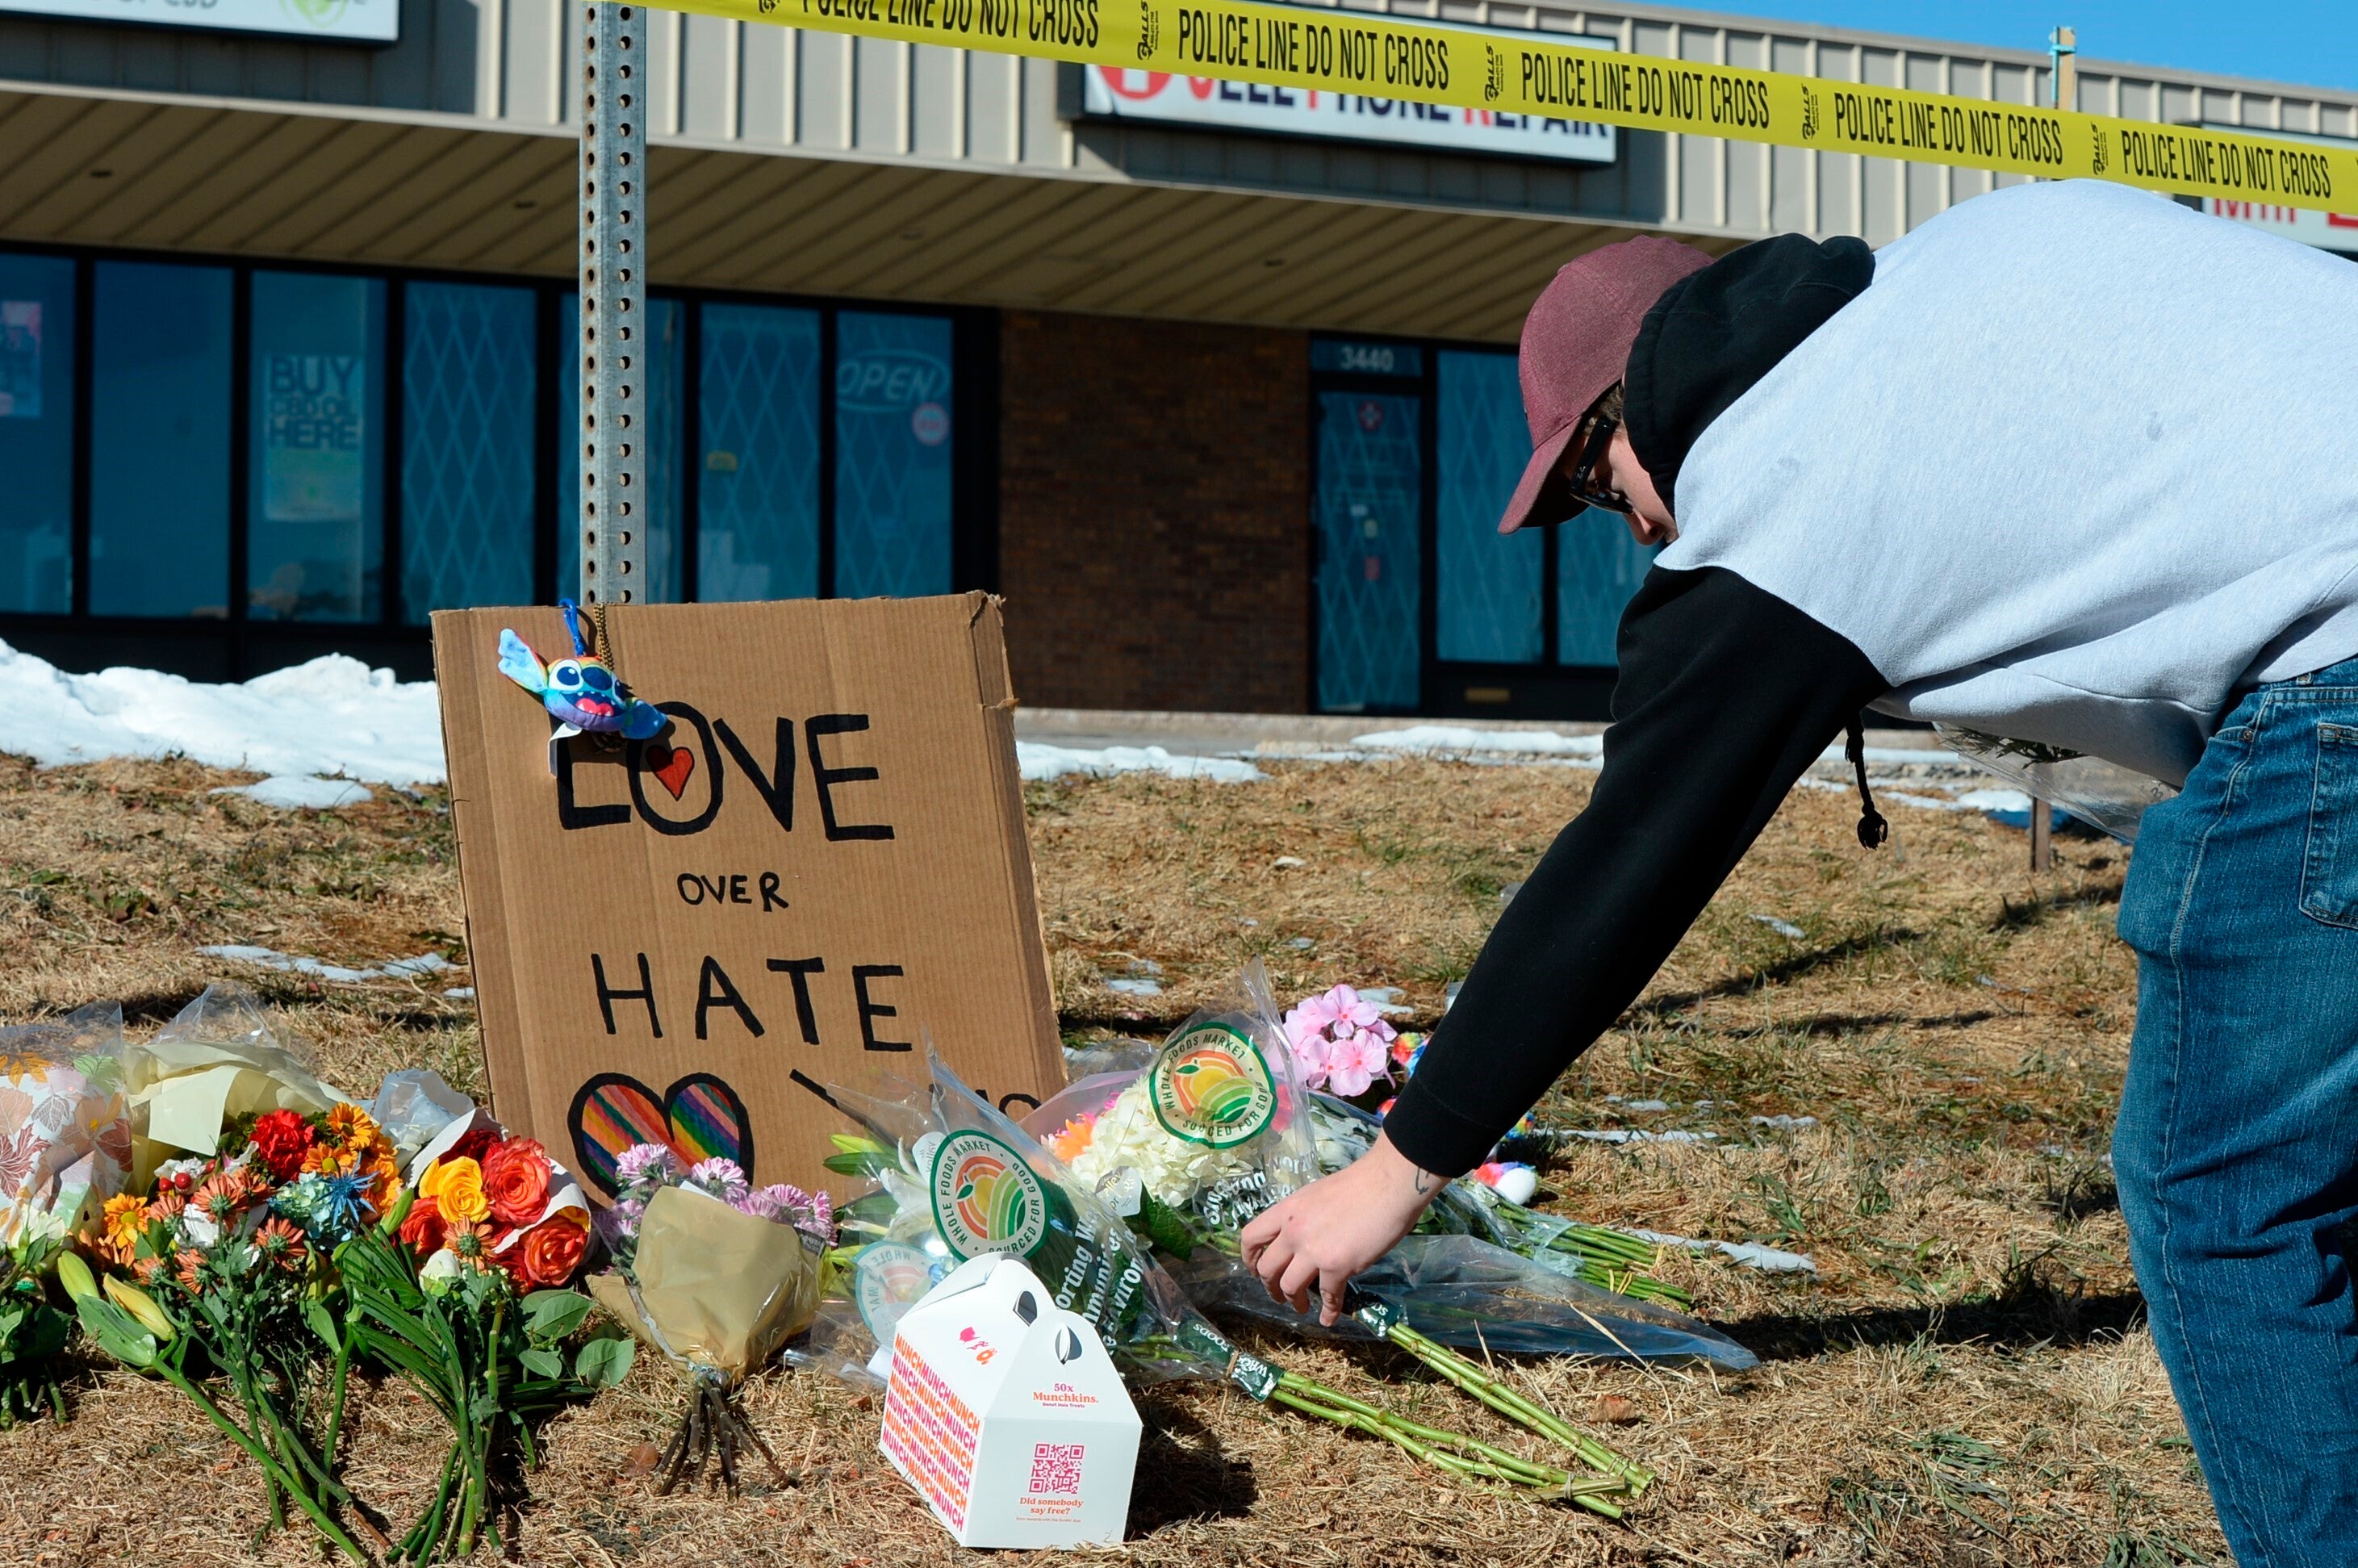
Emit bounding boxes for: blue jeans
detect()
[2114,656,2358,1566]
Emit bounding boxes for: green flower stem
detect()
[155,1357,366,1564]
[1382,1323,1651,1493]
[1269,1382,1624,1514]
[322,1307,353,1467]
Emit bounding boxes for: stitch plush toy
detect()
[498,600,667,748]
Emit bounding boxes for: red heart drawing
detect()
[647,742,695,801]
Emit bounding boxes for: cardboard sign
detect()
[433,594,1063,1202]
[880,1254,1140,1549]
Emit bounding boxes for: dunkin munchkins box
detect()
[878,1253,1141,1549]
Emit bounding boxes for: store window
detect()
[0,254,74,615]
[834,311,954,600]
[401,282,537,621]
[698,303,820,601]
[249,272,386,622]
[558,293,685,603]
[1436,349,1542,664]
[1559,514,1654,667]
[91,261,233,619]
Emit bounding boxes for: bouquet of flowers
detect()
[587,1148,829,1494]
[71,1098,403,1562]
[816,1052,1648,1511]
[1031,978,1746,1361]
[0,1001,134,1423]
[340,1106,628,1563]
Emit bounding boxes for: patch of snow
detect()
[1270,855,1307,870]
[1286,936,1315,951]
[1750,1114,1819,1132]
[0,642,444,784]
[212,775,374,810]
[200,945,454,985]
[1955,788,2035,815]
[1354,985,1412,1017]
[1104,977,1164,997]
[1750,914,1804,939]
[1620,1099,1671,1113]
[1353,725,1603,759]
[1814,743,1962,767]
[443,987,476,1000]
[1017,742,1263,784]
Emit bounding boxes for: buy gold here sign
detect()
[659,0,2352,214]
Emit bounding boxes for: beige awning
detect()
[0,82,1737,342]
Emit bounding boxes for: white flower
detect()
[1068,1081,1253,1208]
[420,1248,464,1292]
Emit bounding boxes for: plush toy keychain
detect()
[499,600,667,773]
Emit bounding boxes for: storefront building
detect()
[0,2,2352,714]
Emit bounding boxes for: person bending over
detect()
[1240,179,2358,1568]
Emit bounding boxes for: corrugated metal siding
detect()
[2,0,2353,249]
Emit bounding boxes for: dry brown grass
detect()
[0,751,2221,1566]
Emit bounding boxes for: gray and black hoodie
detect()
[1385,179,2358,1177]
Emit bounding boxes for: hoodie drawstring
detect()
[1847,717,1889,850]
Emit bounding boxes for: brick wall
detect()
[997,311,1310,713]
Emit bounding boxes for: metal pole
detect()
[579,2,648,604]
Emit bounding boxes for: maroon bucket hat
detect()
[1498,234,1714,534]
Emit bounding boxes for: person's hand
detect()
[1238,1132,1444,1326]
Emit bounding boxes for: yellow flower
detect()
[325,1103,381,1152]
[98,1192,147,1261]
[420,1155,489,1226]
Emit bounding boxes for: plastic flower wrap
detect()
[0,1001,132,1421]
[1045,963,1319,1247]
[810,1051,1652,1511]
[0,1001,132,1249]
[584,1144,830,1494]
[1022,984,1752,1365]
[123,985,347,1185]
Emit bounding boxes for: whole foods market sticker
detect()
[930,1128,1048,1260]
[1149,1022,1277,1149]
[853,1240,940,1341]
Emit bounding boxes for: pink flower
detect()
[1323,1028,1392,1097]
[1281,985,1399,1097]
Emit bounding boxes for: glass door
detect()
[1313,388,1424,712]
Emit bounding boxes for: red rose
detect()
[516,1213,588,1287]
[249,1109,318,1181]
[482,1138,553,1228]
[447,1126,499,1167]
[397,1200,446,1259]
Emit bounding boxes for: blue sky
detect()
[1685,2,2358,96]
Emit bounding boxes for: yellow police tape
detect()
[656,0,2352,215]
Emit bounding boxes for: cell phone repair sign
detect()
[433,593,1064,1203]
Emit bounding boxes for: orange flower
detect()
[362,1150,402,1213]
[397,1198,446,1259]
[253,1216,307,1272]
[174,1248,204,1291]
[132,1254,166,1285]
[445,1220,495,1265]
[98,1192,147,1262]
[481,1138,552,1228]
[325,1103,381,1152]
[301,1141,358,1177]
[420,1156,490,1226]
[144,1191,186,1226]
[192,1172,249,1226]
[514,1210,589,1288]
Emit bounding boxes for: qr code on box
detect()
[1028,1441,1085,1496]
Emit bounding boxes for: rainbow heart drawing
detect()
[567,1070,754,1198]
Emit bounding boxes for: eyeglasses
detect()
[1562,405,1633,516]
